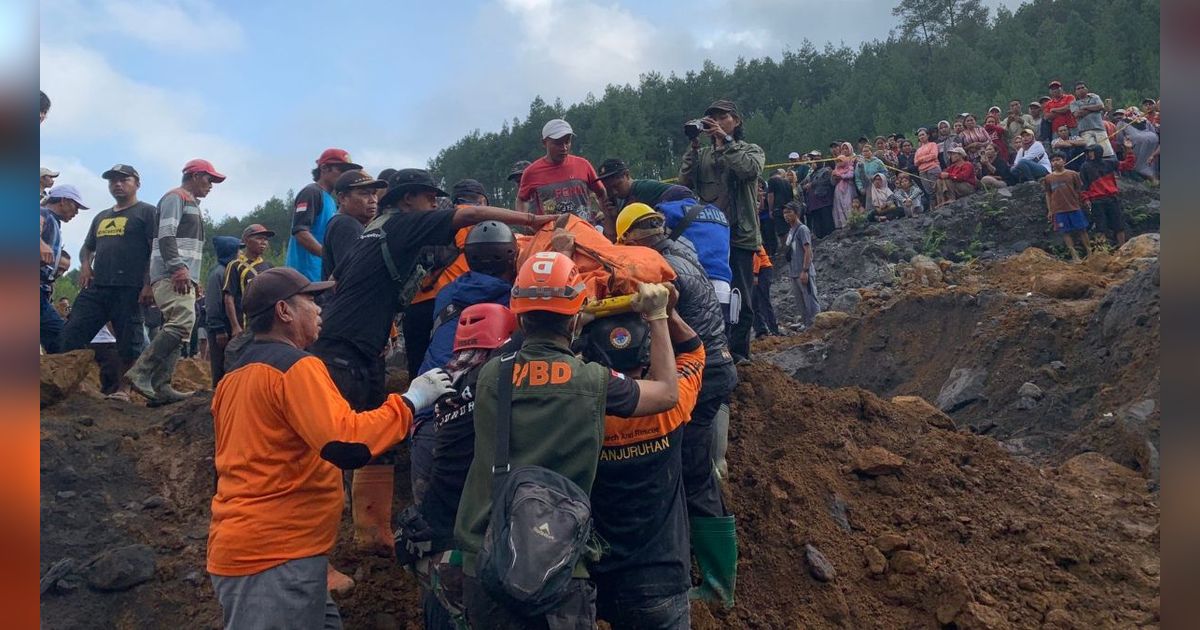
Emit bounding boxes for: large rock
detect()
[1017,382,1044,400]
[935,367,988,413]
[955,601,1012,630]
[1033,271,1092,299]
[804,544,836,582]
[1118,233,1159,259]
[84,544,156,592]
[901,255,943,287]
[852,446,906,477]
[829,289,862,314]
[813,311,852,329]
[41,350,96,408]
[891,395,956,430]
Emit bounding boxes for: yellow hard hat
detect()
[615,203,659,243]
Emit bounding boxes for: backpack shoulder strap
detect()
[492,353,518,484]
[433,302,464,331]
[667,201,705,241]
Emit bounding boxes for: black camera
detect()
[683,119,708,139]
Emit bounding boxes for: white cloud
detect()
[40,0,244,53]
[40,43,296,260]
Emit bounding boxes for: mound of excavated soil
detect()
[689,363,1158,629]
[763,244,1160,477]
[41,356,1159,629]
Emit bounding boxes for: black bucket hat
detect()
[380,168,448,206]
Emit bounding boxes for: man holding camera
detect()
[678,99,765,363]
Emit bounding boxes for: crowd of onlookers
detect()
[39,76,1162,628]
[754,79,1160,257]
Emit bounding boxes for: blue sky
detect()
[40,0,1021,262]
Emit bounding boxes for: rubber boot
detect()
[327,563,355,595]
[124,330,180,401]
[352,465,396,556]
[147,344,194,407]
[688,515,738,608]
[713,403,731,480]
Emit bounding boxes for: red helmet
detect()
[510,252,588,315]
[453,303,518,352]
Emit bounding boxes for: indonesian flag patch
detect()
[295,202,308,214]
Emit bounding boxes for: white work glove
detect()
[401,368,454,413]
[631,282,670,321]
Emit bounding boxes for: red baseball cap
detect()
[182,158,227,183]
[316,148,362,169]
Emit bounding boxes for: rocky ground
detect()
[39,182,1160,629]
[758,181,1160,486]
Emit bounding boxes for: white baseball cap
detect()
[542,118,574,140]
[787,152,800,160]
[41,166,59,177]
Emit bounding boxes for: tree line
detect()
[52,0,1160,302]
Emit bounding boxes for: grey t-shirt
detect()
[1070,93,1105,132]
[785,222,816,278]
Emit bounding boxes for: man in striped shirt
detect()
[126,158,225,406]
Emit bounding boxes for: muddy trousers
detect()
[683,361,737,518]
[59,285,142,362]
[40,293,64,354]
[207,327,229,387]
[464,575,596,629]
[788,275,821,328]
[211,556,342,630]
[596,586,689,630]
[727,247,756,360]
[752,266,779,335]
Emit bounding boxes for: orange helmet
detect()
[510,251,589,315]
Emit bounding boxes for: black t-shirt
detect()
[83,201,158,287]
[316,209,457,360]
[321,213,365,281]
[766,176,793,210]
[588,336,702,597]
[290,183,326,235]
[223,257,273,326]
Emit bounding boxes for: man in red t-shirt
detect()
[517,118,609,234]
[1044,80,1077,133]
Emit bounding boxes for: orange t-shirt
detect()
[752,246,773,275]
[412,227,472,304]
[207,341,414,576]
[602,341,705,447]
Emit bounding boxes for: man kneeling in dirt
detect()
[206,267,454,630]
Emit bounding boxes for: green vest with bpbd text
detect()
[455,334,610,578]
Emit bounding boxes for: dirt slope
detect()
[40,358,1159,629]
[762,241,1160,478]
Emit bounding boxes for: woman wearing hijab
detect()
[865,173,901,222]
[983,113,1011,164]
[936,120,961,168]
[831,142,857,230]
[854,144,888,199]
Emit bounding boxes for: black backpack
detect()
[477,353,594,616]
[363,212,430,306]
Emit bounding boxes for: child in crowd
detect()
[1042,152,1093,262]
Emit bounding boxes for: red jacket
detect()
[945,160,978,186]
